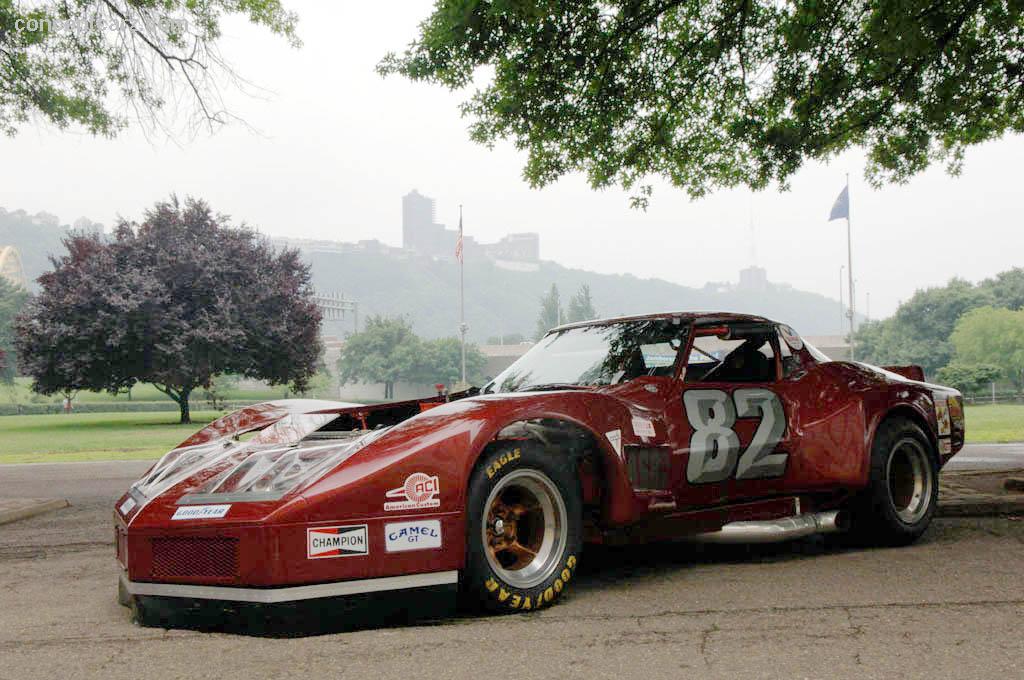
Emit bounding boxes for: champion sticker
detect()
[171,504,230,520]
[385,520,442,552]
[631,417,656,439]
[307,525,369,559]
[384,472,441,512]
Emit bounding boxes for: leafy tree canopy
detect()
[535,283,563,340]
[854,277,995,377]
[338,316,485,398]
[950,306,1024,390]
[0,277,29,382]
[382,1,1024,206]
[0,1,299,136]
[567,284,598,323]
[935,362,1002,395]
[14,196,321,422]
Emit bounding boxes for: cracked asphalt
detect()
[2,463,1024,679]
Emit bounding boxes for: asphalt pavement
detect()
[1,444,1024,679]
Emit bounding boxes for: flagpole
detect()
[459,205,467,385]
[846,173,856,361]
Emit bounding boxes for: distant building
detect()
[401,189,539,266]
[0,246,26,288]
[738,265,769,292]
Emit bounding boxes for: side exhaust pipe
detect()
[689,510,848,544]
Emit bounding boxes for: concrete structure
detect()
[804,335,851,361]
[479,343,533,380]
[0,246,26,288]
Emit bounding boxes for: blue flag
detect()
[829,184,849,221]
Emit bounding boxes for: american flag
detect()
[455,213,464,263]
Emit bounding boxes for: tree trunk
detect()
[178,388,192,424]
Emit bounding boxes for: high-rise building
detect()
[402,189,441,254]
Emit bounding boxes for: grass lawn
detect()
[964,404,1024,444]
[0,411,222,464]
[1,377,295,406]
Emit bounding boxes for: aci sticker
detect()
[171,504,230,520]
[384,472,440,511]
[385,520,442,552]
[307,525,368,559]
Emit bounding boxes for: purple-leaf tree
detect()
[15,197,322,423]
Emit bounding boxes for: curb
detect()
[0,498,70,526]
[938,500,1024,517]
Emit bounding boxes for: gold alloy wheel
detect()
[482,469,567,590]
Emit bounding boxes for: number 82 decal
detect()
[683,389,788,483]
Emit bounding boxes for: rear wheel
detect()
[850,418,938,546]
[463,442,582,612]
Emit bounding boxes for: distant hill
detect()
[305,250,852,341]
[0,208,105,290]
[2,205,853,340]
[0,209,71,289]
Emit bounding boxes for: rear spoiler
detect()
[882,365,926,382]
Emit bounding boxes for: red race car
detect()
[116,312,965,619]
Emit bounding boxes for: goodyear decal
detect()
[485,554,577,611]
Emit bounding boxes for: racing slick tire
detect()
[463,441,583,613]
[849,417,939,547]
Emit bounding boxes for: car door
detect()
[675,321,796,508]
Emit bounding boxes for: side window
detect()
[685,324,778,383]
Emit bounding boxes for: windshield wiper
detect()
[515,382,587,393]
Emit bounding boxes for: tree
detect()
[0,1,299,137]
[0,277,28,382]
[535,284,563,340]
[382,1,1024,206]
[950,306,1024,391]
[854,278,994,377]
[337,316,421,399]
[567,284,597,323]
[935,362,1002,395]
[982,268,1024,311]
[413,337,487,386]
[15,197,321,423]
[338,317,487,397]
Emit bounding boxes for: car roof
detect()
[549,311,777,333]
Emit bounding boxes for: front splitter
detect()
[119,570,459,604]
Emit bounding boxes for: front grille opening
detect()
[151,537,239,579]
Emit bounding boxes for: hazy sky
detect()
[2,1,1021,319]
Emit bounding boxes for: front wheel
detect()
[849,418,939,546]
[463,442,582,612]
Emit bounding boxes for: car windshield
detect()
[483,319,687,393]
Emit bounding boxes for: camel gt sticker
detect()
[307,525,368,559]
[385,520,442,552]
[384,472,441,511]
